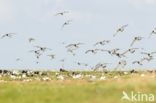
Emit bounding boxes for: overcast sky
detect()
[0,0,156,70]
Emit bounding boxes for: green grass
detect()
[0,72,156,103]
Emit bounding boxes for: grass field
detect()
[0,72,156,103]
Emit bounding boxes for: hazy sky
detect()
[0,0,156,70]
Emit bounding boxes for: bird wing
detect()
[1,35,6,39]
[130,39,136,47]
[85,50,91,54]
[121,24,128,28]
[122,50,129,55]
[151,52,156,54]
[141,52,148,55]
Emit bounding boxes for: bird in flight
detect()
[55,11,69,16]
[1,33,16,39]
[75,62,88,67]
[61,20,72,29]
[47,54,55,60]
[29,50,42,59]
[34,46,52,52]
[114,60,127,71]
[141,51,156,58]
[65,43,84,56]
[122,48,139,55]
[66,43,84,49]
[114,52,126,58]
[67,49,76,56]
[113,24,128,37]
[132,60,143,66]
[94,40,110,46]
[132,57,148,66]
[103,48,120,56]
[85,49,104,54]
[16,58,22,62]
[93,63,110,72]
[130,36,144,47]
[149,28,156,38]
[28,38,35,43]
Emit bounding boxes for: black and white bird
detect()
[67,49,76,56]
[85,49,104,54]
[93,63,110,72]
[66,43,84,49]
[94,40,110,46]
[16,58,22,62]
[55,11,69,16]
[1,33,16,39]
[29,50,41,55]
[47,54,55,60]
[132,58,146,66]
[28,38,35,43]
[130,36,143,47]
[34,46,52,52]
[113,24,128,37]
[62,20,72,29]
[141,51,156,58]
[29,50,42,59]
[103,48,120,56]
[122,48,139,55]
[114,60,127,71]
[132,61,143,65]
[114,52,126,58]
[149,28,156,38]
[75,62,88,67]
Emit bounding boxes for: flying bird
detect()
[1,33,16,39]
[47,54,55,60]
[141,51,156,58]
[114,60,127,71]
[55,11,69,16]
[113,24,128,37]
[34,46,52,52]
[130,36,143,47]
[149,28,156,38]
[29,50,42,59]
[61,20,72,29]
[75,62,88,67]
[67,49,76,56]
[66,43,84,49]
[16,58,22,62]
[103,48,120,56]
[93,63,110,72]
[28,38,35,43]
[85,49,104,54]
[94,40,110,46]
[122,48,139,55]
[132,58,146,66]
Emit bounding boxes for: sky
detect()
[0,0,156,70]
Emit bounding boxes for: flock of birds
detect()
[1,11,156,74]
[0,11,156,81]
[0,67,155,82]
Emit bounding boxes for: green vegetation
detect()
[0,72,156,103]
